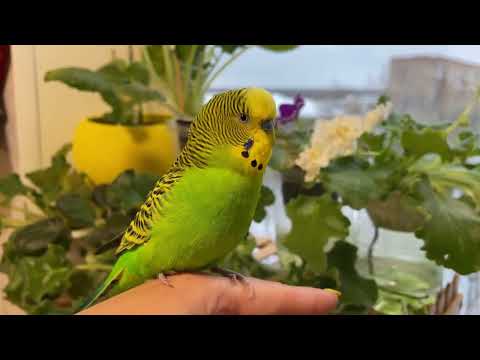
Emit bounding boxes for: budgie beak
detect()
[261,119,275,133]
[261,118,276,143]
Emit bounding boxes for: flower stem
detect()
[445,87,480,134]
[189,47,208,117]
[173,55,185,113]
[367,225,379,276]
[162,46,176,105]
[201,46,251,94]
[182,45,199,114]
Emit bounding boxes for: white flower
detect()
[295,102,393,182]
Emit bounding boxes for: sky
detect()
[212,45,480,90]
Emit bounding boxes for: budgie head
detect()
[187,88,277,175]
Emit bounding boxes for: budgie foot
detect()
[157,273,174,288]
[165,270,179,276]
[210,267,255,299]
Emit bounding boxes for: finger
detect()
[78,273,340,315]
[220,277,340,315]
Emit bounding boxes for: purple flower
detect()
[277,94,305,125]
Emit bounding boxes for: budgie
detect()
[81,88,277,309]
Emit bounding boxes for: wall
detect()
[5,45,138,174]
[388,56,480,128]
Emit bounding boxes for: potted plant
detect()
[142,45,299,146]
[224,88,480,314]
[44,47,180,185]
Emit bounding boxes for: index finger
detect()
[220,277,340,315]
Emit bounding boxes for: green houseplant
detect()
[257,88,480,314]
[142,45,299,145]
[44,47,180,185]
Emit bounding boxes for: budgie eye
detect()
[239,113,248,123]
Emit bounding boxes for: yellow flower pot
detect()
[72,115,180,185]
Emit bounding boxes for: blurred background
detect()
[4,45,480,175]
[1,45,479,315]
[214,45,480,125]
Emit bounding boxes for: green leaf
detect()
[145,45,166,77]
[126,62,150,85]
[377,94,391,105]
[67,270,97,299]
[408,153,480,207]
[45,65,161,121]
[367,191,427,232]
[414,179,480,274]
[84,212,131,249]
[375,266,433,298]
[402,127,452,161]
[358,132,386,153]
[451,130,480,160]
[270,122,314,173]
[119,82,164,103]
[175,45,194,61]
[0,174,32,204]
[322,157,397,210]
[283,194,350,273]
[191,46,207,79]
[97,59,129,83]
[253,186,275,222]
[56,193,96,229]
[374,289,435,315]
[45,67,118,95]
[327,240,378,310]
[3,245,73,314]
[259,45,299,52]
[217,45,243,54]
[62,171,93,199]
[3,217,70,259]
[91,184,111,209]
[54,143,72,161]
[26,144,72,203]
[270,143,301,172]
[105,170,160,212]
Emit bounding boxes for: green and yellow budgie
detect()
[82,88,277,309]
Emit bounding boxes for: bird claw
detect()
[210,267,255,299]
[157,273,174,288]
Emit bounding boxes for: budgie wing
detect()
[115,173,177,255]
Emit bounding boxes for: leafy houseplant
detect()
[45,48,180,184]
[142,45,299,145]
[253,89,480,314]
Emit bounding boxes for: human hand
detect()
[78,273,340,315]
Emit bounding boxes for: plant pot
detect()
[72,115,180,184]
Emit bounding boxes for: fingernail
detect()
[323,288,342,298]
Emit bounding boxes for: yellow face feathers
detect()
[184,87,277,176]
[243,87,277,129]
[222,88,278,175]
